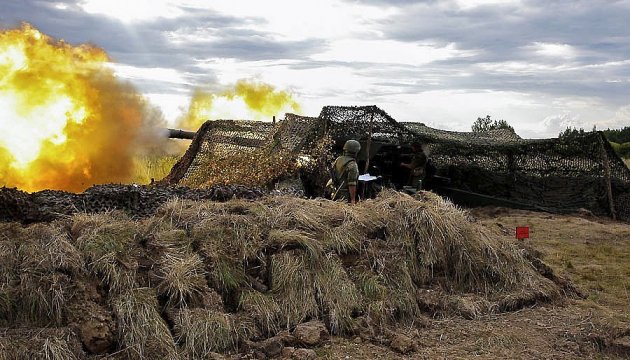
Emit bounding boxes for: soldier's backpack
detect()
[327,158,356,200]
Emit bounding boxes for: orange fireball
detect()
[0,23,147,192]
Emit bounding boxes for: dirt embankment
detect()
[0,191,586,359]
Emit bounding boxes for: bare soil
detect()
[316,207,630,359]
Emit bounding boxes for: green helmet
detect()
[343,139,361,155]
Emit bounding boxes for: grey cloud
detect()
[3,0,629,134]
[340,0,630,107]
[0,0,326,84]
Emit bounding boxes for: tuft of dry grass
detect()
[270,251,319,330]
[41,337,79,360]
[0,225,19,325]
[239,290,282,336]
[21,224,83,275]
[174,308,255,357]
[268,229,323,262]
[383,191,530,294]
[0,329,82,360]
[74,217,139,293]
[13,224,83,325]
[112,288,178,359]
[155,251,207,307]
[209,256,247,293]
[314,254,361,335]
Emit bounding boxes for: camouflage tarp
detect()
[164,105,630,222]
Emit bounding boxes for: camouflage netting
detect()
[0,184,264,223]
[164,105,630,222]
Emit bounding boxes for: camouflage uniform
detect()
[332,155,359,201]
[409,151,427,185]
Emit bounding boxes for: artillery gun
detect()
[165,128,196,140]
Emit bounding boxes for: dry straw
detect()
[112,288,179,359]
[174,308,255,357]
[74,213,139,293]
[0,189,567,357]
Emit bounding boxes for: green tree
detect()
[471,115,514,132]
[602,126,630,143]
[558,127,587,139]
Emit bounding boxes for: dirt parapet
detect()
[0,190,579,359]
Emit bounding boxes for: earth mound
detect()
[0,191,577,358]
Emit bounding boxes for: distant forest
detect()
[603,127,630,159]
[602,126,630,144]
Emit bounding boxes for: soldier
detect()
[330,139,361,204]
[400,142,427,190]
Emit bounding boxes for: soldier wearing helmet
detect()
[400,141,427,189]
[330,139,361,204]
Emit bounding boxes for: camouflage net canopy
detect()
[165,105,630,222]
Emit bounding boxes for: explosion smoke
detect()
[0,23,166,192]
[178,79,301,130]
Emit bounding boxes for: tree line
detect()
[471,116,630,159]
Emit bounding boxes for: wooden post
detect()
[364,113,374,173]
[598,135,617,220]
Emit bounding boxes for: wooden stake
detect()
[364,113,374,173]
[598,134,617,220]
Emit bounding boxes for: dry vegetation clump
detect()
[0,328,84,360]
[239,290,283,336]
[270,251,319,328]
[315,254,362,334]
[0,190,573,358]
[112,288,179,359]
[154,190,564,335]
[10,224,84,326]
[0,224,20,325]
[154,251,208,308]
[73,213,140,293]
[173,308,255,357]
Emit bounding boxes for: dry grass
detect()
[174,308,255,356]
[0,224,19,325]
[472,208,630,328]
[271,251,319,329]
[239,290,282,336]
[74,215,139,293]
[0,329,81,360]
[41,337,79,360]
[314,254,361,334]
[155,251,207,307]
[112,288,179,359]
[11,224,83,325]
[1,190,574,356]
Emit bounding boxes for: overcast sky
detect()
[1,0,629,138]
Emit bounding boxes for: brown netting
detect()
[164,105,630,222]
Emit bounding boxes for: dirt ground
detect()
[314,207,630,359]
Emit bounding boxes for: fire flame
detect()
[0,23,150,192]
[178,79,301,129]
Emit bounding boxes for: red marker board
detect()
[516,226,529,240]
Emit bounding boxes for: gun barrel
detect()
[166,128,196,139]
